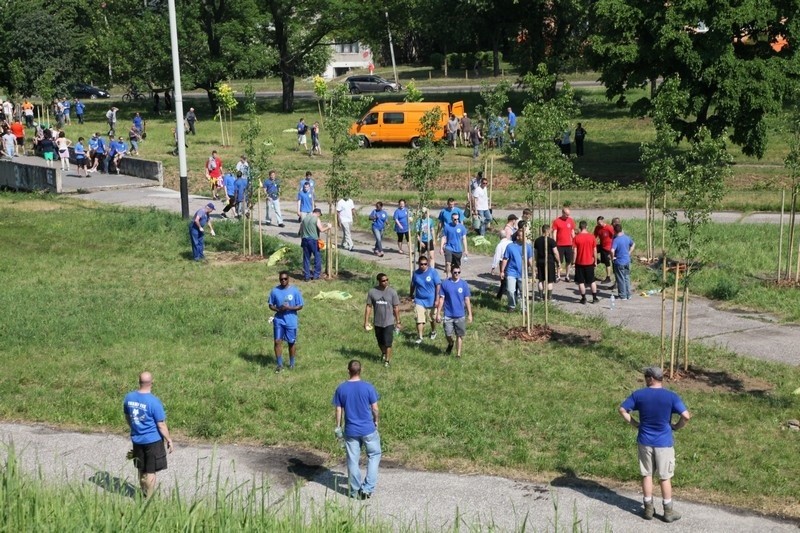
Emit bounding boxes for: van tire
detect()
[410,137,420,149]
[359,136,371,148]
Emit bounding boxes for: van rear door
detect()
[450,101,465,117]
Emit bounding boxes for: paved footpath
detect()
[7,184,796,530]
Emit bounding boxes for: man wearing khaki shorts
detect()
[619,366,691,522]
[434,268,473,358]
[409,256,441,344]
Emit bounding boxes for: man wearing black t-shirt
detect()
[533,225,560,300]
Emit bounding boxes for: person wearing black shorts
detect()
[534,225,559,300]
[573,220,600,304]
[364,273,400,368]
[123,371,174,497]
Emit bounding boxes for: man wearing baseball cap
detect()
[189,203,216,261]
[619,366,691,522]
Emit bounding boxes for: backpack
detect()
[207,157,217,171]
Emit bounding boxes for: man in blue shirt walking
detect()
[268,271,304,373]
[435,267,473,357]
[619,366,691,522]
[440,211,469,277]
[611,223,636,300]
[221,171,237,218]
[263,170,284,227]
[500,230,533,312]
[123,371,174,497]
[333,359,381,499]
[393,199,410,254]
[409,256,441,344]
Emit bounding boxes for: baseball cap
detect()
[643,366,664,380]
[206,202,215,210]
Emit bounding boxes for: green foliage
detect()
[324,85,373,205]
[589,0,798,158]
[402,107,445,210]
[33,69,58,104]
[429,53,445,70]
[506,64,579,208]
[477,79,511,125]
[710,276,741,301]
[403,80,424,103]
[241,85,275,212]
[215,83,238,112]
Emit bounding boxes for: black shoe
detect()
[445,343,454,355]
[592,296,599,304]
[580,297,587,305]
[220,212,228,219]
[278,224,285,228]
[275,366,283,374]
[358,490,372,500]
[603,277,612,283]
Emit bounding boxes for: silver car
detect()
[346,75,402,94]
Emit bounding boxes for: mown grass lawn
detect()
[1,194,799,518]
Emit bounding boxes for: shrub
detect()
[710,276,740,301]
[429,53,444,70]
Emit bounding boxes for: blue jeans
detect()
[344,430,382,496]
[613,263,631,299]
[189,227,204,260]
[301,237,321,280]
[505,275,519,310]
[372,228,383,253]
[477,209,491,236]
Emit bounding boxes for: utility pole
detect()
[168,0,189,218]
[385,10,399,87]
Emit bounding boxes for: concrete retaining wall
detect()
[68,148,163,185]
[0,160,61,193]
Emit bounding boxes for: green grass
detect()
[2,195,799,518]
[51,86,793,213]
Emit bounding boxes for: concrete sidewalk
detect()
[15,153,157,193]
[2,422,795,532]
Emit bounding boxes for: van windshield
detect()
[363,113,378,125]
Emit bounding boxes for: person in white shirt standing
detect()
[471,175,491,236]
[336,195,356,251]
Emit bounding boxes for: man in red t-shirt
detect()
[573,220,599,304]
[551,208,576,281]
[594,215,615,283]
[205,150,223,200]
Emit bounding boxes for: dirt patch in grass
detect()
[209,252,271,265]
[505,324,602,346]
[667,365,774,395]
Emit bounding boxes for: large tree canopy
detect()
[589,0,800,157]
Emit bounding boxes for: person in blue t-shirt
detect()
[611,223,636,300]
[123,371,174,497]
[619,366,691,522]
[74,99,85,124]
[437,198,466,232]
[369,202,388,256]
[296,182,314,221]
[393,199,410,254]
[500,231,533,312]
[440,211,469,277]
[507,107,517,143]
[74,137,87,177]
[297,171,315,192]
[233,171,248,218]
[189,203,216,260]
[409,256,441,343]
[268,271,304,373]
[263,170,284,227]
[332,359,381,499]
[221,172,237,218]
[435,268,472,358]
[415,207,438,269]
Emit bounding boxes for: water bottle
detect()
[610,295,616,310]
[334,427,345,448]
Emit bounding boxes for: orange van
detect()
[349,101,465,148]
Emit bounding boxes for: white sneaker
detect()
[415,337,423,345]
[429,331,437,340]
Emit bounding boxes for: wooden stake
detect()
[778,189,785,280]
[669,267,680,379]
[682,284,690,371]
[489,156,494,209]
[257,188,264,257]
[660,193,667,367]
[218,106,224,147]
[795,240,800,283]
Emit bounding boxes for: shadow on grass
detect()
[238,351,274,367]
[551,469,641,518]
[88,471,137,499]
[288,458,350,497]
[334,347,381,362]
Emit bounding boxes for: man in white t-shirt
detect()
[336,196,356,251]
[471,175,491,236]
[2,130,16,158]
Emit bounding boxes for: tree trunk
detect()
[281,71,295,113]
[492,37,501,77]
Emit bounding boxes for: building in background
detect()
[323,42,373,79]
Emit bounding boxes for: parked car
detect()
[349,101,465,148]
[345,75,401,94]
[70,83,111,99]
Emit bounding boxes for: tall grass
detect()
[1,195,799,517]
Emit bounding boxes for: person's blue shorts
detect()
[274,323,297,344]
